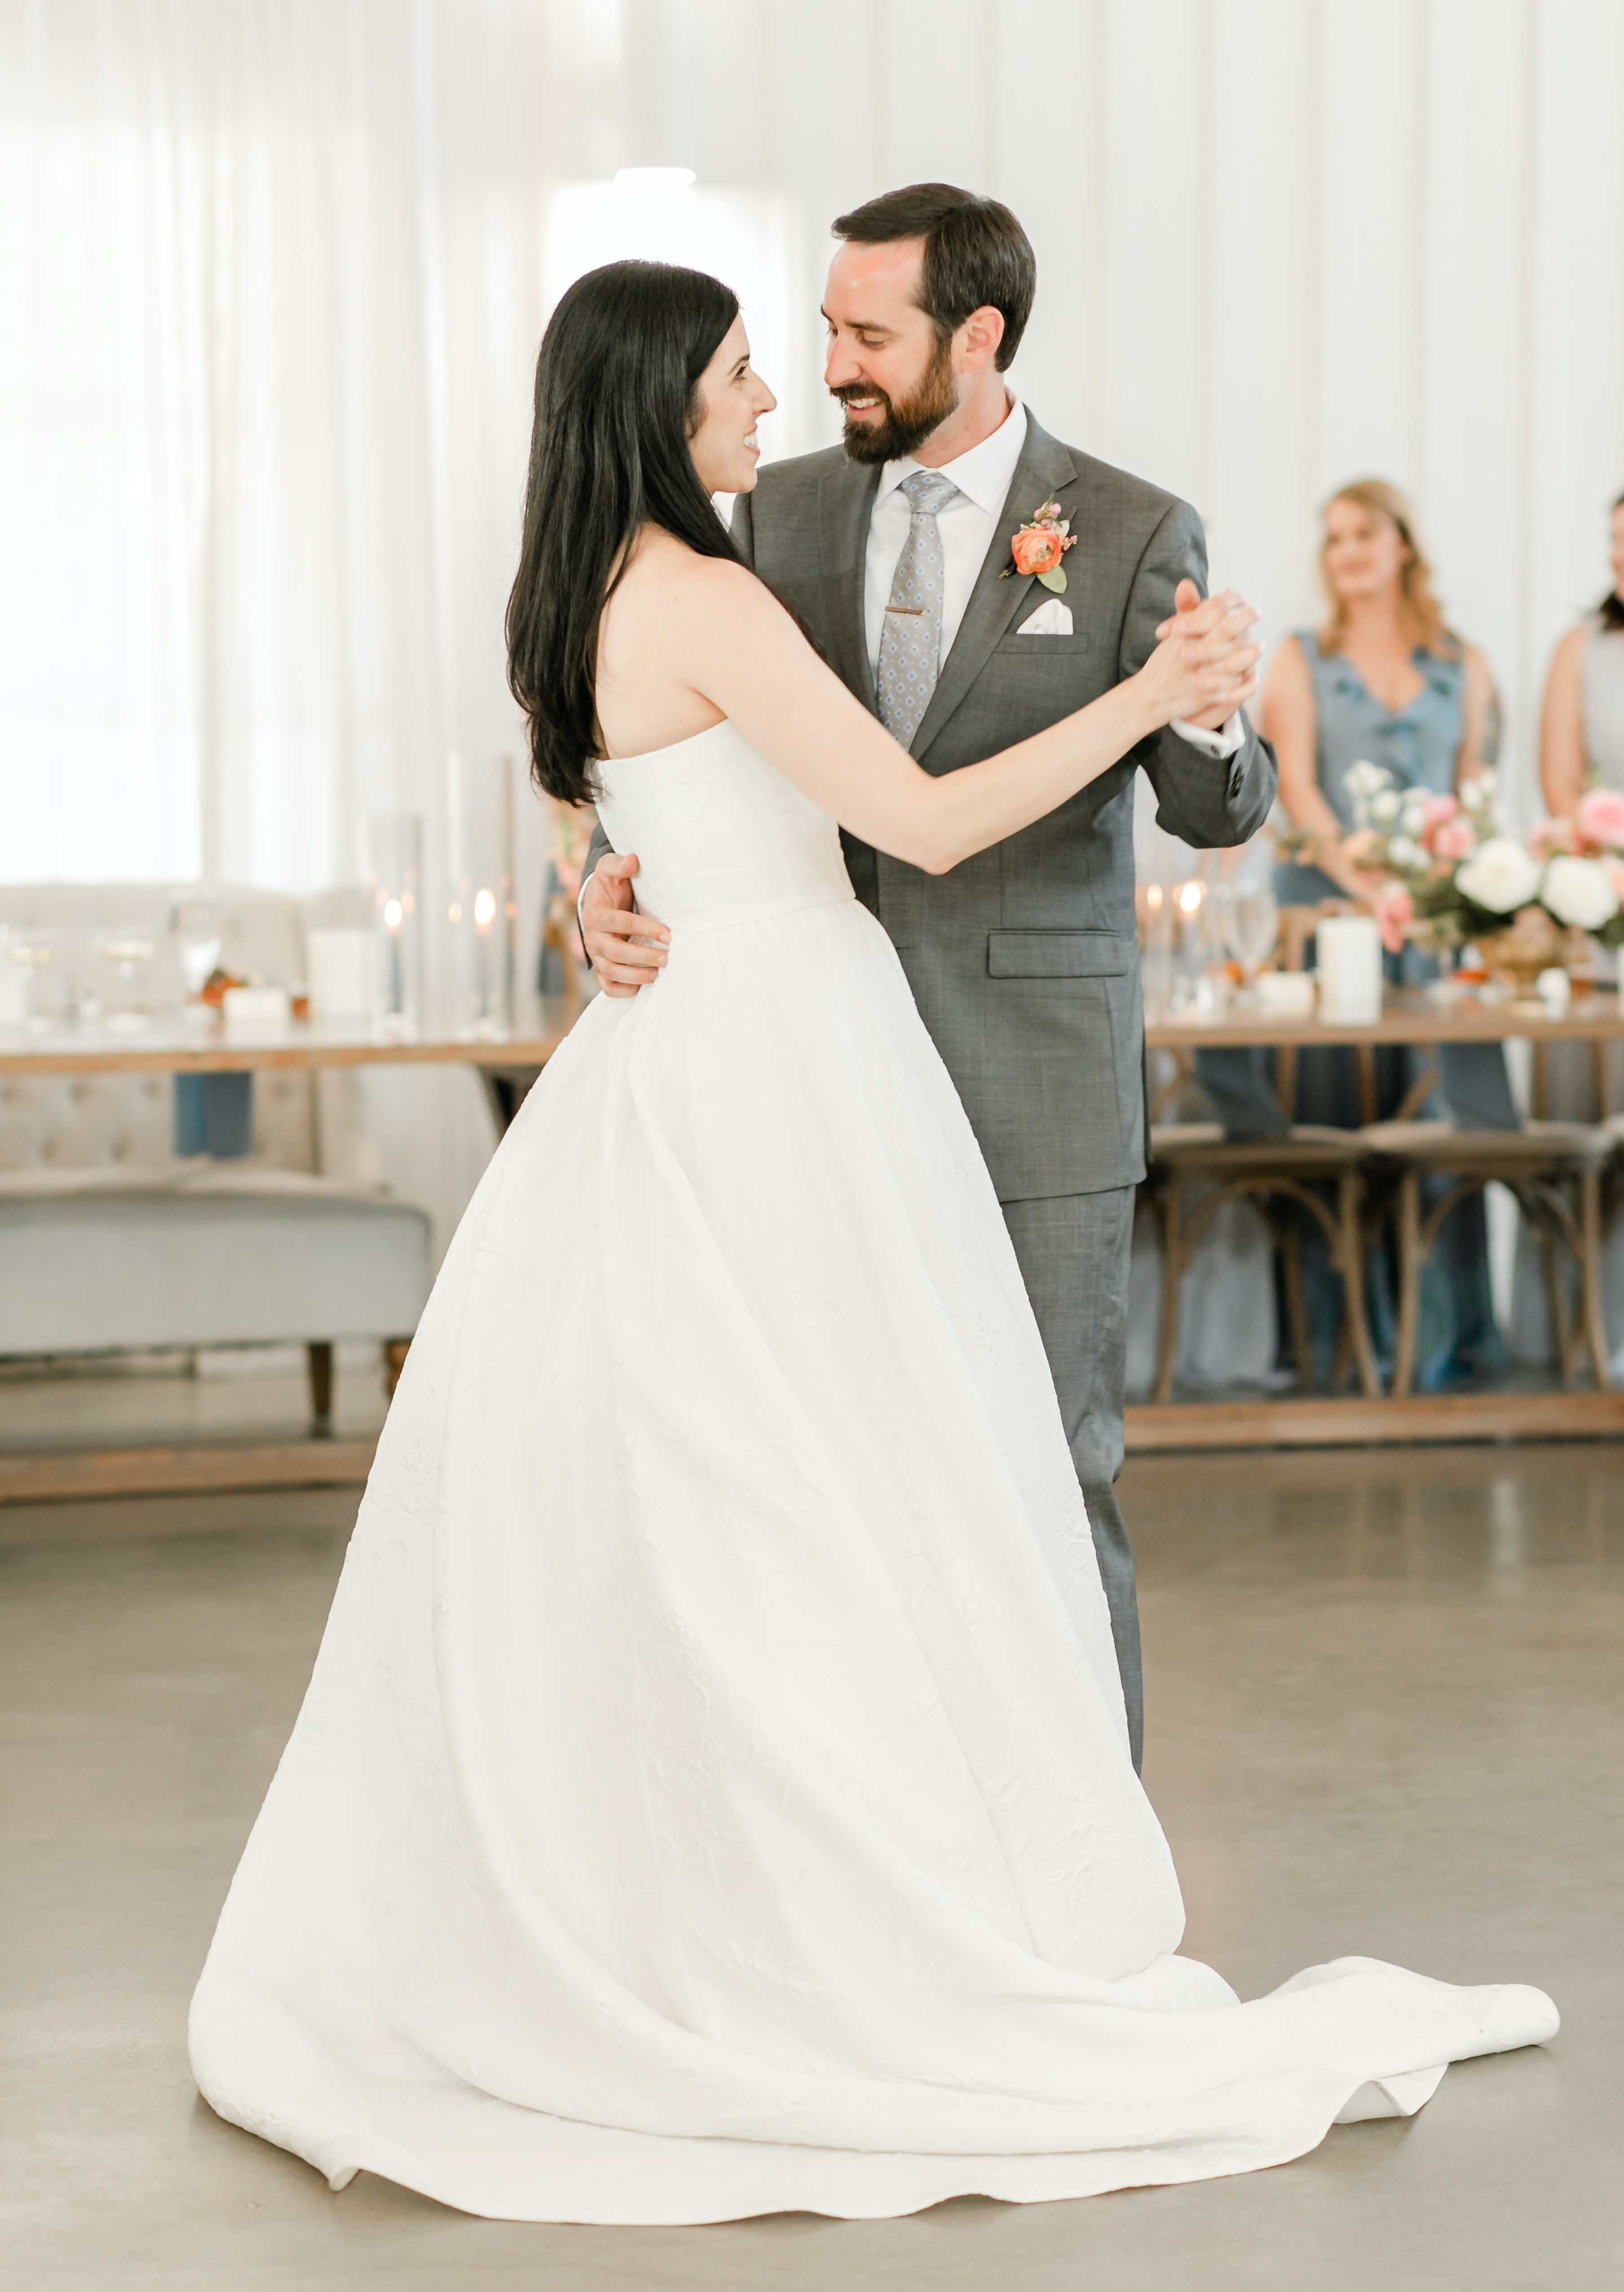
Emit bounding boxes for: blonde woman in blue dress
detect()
[187,266,1556,2224]
[1202,481,1513,1386]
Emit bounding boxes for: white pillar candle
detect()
[1316,914,1383,1025]
[307,928,374,1020]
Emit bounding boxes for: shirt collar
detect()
[877,396,1028,515]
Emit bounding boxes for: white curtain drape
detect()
[0,0,618,889]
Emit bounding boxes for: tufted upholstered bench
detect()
[0,884,432,1432]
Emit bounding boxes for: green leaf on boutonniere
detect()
[1037,568,1067,594]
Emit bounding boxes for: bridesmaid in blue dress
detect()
[1199,480,1510,1386]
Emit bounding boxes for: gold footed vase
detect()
[1473,906,1578,1004]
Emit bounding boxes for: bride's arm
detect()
[674,560,1258,876]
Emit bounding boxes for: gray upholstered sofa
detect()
[0,884,432,1430]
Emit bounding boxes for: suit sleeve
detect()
[574,815,613,969]
[729,486,758,570]
[1124,501,1278,849]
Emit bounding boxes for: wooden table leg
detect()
[1392,1170,1422,1399]
[307,1340,335,1435]
[1281,1212,1313,1387]
[1580,1165,1613,1390]
[1338,1172,1382,1398]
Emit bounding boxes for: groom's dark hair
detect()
[832,184,1034,371]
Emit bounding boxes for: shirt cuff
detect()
[1170,710,1246,759]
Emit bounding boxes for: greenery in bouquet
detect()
[1340,762,1624,954]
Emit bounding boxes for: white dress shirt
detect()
[864,395,1243,758]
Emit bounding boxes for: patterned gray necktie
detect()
[876,468,961,747]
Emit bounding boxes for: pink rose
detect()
[1577,787,1624,848]
[1421,793,1459,829]
[1432,816,1478,861]
[1373,882,1414,954]
[1011,525,1064,577]
[1528,816,1574,858]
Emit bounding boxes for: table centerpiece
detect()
[1341,765,1624,998]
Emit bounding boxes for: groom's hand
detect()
[1156,578,1259,730]
[581,853,670,996]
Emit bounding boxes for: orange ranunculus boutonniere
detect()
[1000,499,1078,593]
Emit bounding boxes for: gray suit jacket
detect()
[589,410,1277,1201]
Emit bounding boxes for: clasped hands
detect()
[1152,578,1262,731]
[582,578,1262,998]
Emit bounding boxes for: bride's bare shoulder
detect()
[610,529,776,636]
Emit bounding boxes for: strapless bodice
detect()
[594,719,854,932]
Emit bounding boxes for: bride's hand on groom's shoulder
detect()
[1140,585,1261,731]
[581,854,670,996]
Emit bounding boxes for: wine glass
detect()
[94,927,157,1032]
[169,891,223,1002]
[1222,882,1280,981]
[1211,839,1280,989]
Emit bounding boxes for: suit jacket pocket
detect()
[986,928,1134,979]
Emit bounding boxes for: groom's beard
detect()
[835,334,959,466]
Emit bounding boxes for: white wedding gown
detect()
[189,719,1556,2223]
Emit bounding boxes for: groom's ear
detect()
[954,306,1006,372]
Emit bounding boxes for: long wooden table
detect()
[4,984,1622,1494]
[1146,983,1624,1050]
[0,996,580,1078]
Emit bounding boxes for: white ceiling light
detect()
[614,167,696,191]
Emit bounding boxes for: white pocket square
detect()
[1017,598,1073,636]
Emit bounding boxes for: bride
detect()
[188,259,1556,2225]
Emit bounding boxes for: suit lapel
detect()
[817,458,882,714]
[910,414,1079,762]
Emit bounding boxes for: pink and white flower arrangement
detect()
[1341,762,1624,950]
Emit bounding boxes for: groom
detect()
[581,184,1276,1769]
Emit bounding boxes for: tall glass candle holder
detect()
[366,812,424,1041]
[445,754,516,1041]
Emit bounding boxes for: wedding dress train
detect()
[189,719,1555,2223]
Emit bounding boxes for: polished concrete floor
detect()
[3,1443,1621,2290]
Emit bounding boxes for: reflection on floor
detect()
[0,1350,390,1453]
[3,1445,1619,2290]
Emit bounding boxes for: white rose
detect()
[1343,759,1392,799]
[1387,835,1424,869]
[1371,790,1402,824]
[1456,835,1544,914]
[1541,853,1621,931]
[1399,795,1430,835]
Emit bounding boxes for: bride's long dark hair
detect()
[506,260,745,805]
